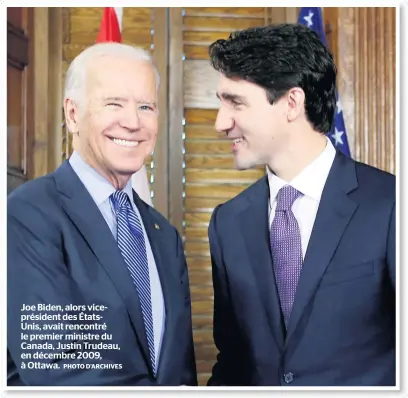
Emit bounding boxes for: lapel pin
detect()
[154,223,160,230]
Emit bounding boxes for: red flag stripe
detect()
[96,7,122,43]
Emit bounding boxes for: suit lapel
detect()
[54,161,152,373]
[285,152,358,345]
[132,193,179,380]
[239,177,285,349]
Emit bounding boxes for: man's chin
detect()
[117,167,143,176]
[234,159,256,171]
[113,162,144,177]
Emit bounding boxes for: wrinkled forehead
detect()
[85,56,157,98]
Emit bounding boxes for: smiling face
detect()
[215,74,289,171]
[65,55,158,188]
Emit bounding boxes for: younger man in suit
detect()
[207,23,395,386]
[8,43,197,386]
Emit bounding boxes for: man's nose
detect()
[120,107,141,131]
[214,107,234,134]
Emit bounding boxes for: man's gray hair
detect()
[64,42,160,106]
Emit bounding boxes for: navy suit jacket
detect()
[7,161,197,386]
[208,151,396,386]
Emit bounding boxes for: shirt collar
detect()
[267,137,336,203]
[69,151,133,206]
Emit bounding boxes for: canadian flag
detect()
[97,7,153,206]
[96,7,122,43]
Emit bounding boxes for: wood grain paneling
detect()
[168,7,185,234]
[336,8,355,155]
[197,360,213,374]
[48,8,63,172]
[191,286,214,301]
[198,373,211,386]
[185,140,232,155]
[151,8,169,217]
[7,7,23,27]
[353,7,395,174]
[185,212,211,225]
[189,270,213,285]
[185,169,262,184]
[269,7,300,24]
[185,184,249,199]
[184,7,266,18]
[185,125,221,140]
[193,315,213,329]
[7,65,24,171]
[193,328,213,343]
[195,344,218,361]
[184,16,265,31]
[183,8,267,62]
[325,7,395,174]
[185,154,235,169]
[184,31,230,45]
[192,300,213,316]
[185,108,218,124]
[32,7,50,179]
[184,60,219,108]
[184,45,209,60]
[184,197,225,212]
[185,241,210,257]
[7,7,33,192]
[185,226,208,240]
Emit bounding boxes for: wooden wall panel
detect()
[269,7,300,24]
[7,7,33,193]
[184,61,219,109]
[8,7,63,192]
[336,7,355,155]
[354,7,395,174]
[337,7,396,174]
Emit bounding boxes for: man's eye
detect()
[231,101,242,108]
[139,105,154,111]
[107,103,122,107]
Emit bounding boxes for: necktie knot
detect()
[110,190,130,213]
[276,185,302,212]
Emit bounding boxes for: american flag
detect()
[298,7,351,157]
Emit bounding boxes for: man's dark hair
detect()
[209,23,337,134]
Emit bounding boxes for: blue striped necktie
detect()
[110,190,155,373]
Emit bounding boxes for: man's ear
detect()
[286,87,305,123]
[64,98,80,134]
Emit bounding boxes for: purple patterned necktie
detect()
[270,185,303,329]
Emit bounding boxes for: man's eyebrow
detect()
[103,97,157,107]
[103,96,128,102]
[136,100,157,106]
[216,92,246,103]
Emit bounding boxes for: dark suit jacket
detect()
[207,151,396,386]
[7,161,197,386]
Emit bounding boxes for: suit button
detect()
[284,372,294,384]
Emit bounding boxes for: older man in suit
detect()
[207,24,395,386]
[8,42,197,386]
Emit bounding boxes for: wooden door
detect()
[7,7,34,193]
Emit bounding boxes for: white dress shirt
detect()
[69,151,165,371]
[267,138,336,259]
